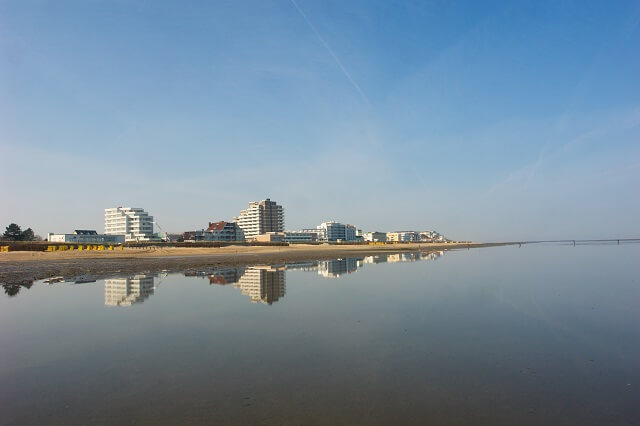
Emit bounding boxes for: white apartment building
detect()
[418,231,446,242]
[386,231,420,242]
[104,207,158,242]
[363,231,387,242]
[317,221,358,242]
[234,198,284,240]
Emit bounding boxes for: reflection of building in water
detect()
[235,266,286,304]
[421,250,444,261]
[207,267,244,285]
[184,252,447,305]
[285,261,319,271]
[318,258,361,278]
[363,251,443,265]
[363,254,388,264]
[104,275,155,306]
[184,267,245,285]
[387,253,421,263]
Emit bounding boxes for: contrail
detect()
[290,0,370,107]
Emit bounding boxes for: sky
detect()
[1,0,639,241]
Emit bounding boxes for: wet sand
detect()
[0,242,508,283]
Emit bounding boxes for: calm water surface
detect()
[1,244,639,425]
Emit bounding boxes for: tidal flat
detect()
[1,243,638,425]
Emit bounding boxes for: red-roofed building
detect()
[183,221,245,242]
[207,221,244,241]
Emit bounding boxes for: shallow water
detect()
[1,244,639,425]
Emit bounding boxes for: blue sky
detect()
[1,0,639,240]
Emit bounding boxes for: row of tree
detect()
[2,223,42,241]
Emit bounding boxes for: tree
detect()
[2,224,39,241]
[3,284,21,297]
[3,223,22,241]
[21,228,35,241]
[2,282,33,297]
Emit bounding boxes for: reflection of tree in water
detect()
[2,281,34,297]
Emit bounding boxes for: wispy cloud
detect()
[485,106,640,196]
[290,0,370,107]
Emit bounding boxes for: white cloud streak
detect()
[290,0,371,107]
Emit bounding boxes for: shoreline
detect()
[0,242,510,284]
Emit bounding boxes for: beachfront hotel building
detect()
[104,207,157,242]
[234,198,284,240]
[316,221,357,242]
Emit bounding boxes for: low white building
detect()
[419,231,434,241]
[363,231,387,242]
[386,231,420,242]
[104,207,159,242]
[284,230,319,243]
[418,231,447,242]
[48,230,125,244]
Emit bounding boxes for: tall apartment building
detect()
[234,198,284,240]
[104,207,157,242]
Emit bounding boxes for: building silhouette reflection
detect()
[3,250,447,305]
[363,254,388,264]
[313,251,444,278]
[104,274,155,306]
[317,258,362,278]
[207,267,245,286]
[94,250,446,307]
[183,267,247,286]
[235,266,286,305]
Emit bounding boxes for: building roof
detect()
[207,221,230,231]
[74,230,98,235]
